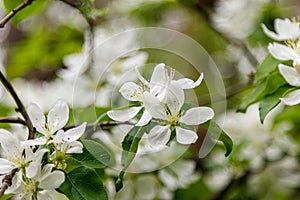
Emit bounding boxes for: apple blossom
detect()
[11,164,65,200]
[0,129,48,178]
[50,122,87,154]
[262,18,300,69]
[107,63,203,126]
[144,81,214,147]
[261,18,300,41]
[26,99,69,145]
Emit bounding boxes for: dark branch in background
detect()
[0,72,35,139]
[63,121,135,135]
[194,2,259,68]
[0,117,26,125]
[0,0,34,28]
[0,168,17,197]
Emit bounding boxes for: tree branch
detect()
[63,121,134,134]
[0,0,34,28]
[0,72,35,139]
[0,117,26,125]
[0,168,17,197]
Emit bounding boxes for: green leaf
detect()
[72,145,108,169]
[0,194,14,200]
[264,70,287,95]
[202,121,233,157]
[59,167,107,200]
[259,86,292,123]
[65,157,82,173]
[3,0,48,25]
[81,139,114,167]
[237,81,267,113]
[254,55,281,84]
[121,126,145,166]
[238,69,287,113]
[116,126,145,192]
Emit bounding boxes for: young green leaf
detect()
[202,120,233,157]
[72,145,108,169]
[254,55,282,84]
[237,81,267,113]
[238,69,287,113]
[81,139,114,167]
[116,126,145,192]
[259,86,292,123]
[59,167,108,200]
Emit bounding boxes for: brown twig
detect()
[0,0,34,28]
[0,72,35,139]
[63,121,134,134]
[0,168,18,197]
[0,117,26,125]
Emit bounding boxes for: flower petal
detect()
[150,63,166,95]
[26,148,48,178]
[107,106,143,122]
[274,18,300,40]
[280,89,300,106]
[262,19,300,40]
[28,103,46,135]
[65,141,83,154]
[180,107,214,125]
[175,127,198,144]
[47,99,69,133]
[21,137,47,147]
[166,81,184,115]
[278,64,300,86]
[39,169,65,189]
[148,125,171,148]
[38,190,66,200]
[136,110,152,126]
[268,43,300,61]
[135,66,149,86]
[0,129,22,157]
[177,73,203,89]
[119,82,143,101]
[142,92,167,120]
[52,130,65,144]
[64,122,86,142]
[0,158,14,174]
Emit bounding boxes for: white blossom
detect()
[108,63,203,126]
[51,122,87,154]
[25,99,69,145]
[11,164,65,200]
[261,18,300,41]
[144,81,214,147]
[0,129,47,178]
[278,64,300,105]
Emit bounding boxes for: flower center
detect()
[23,179,39,197]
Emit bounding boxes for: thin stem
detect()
[0,117,26,125]
[0,72,35,139]
[0,0,34,28]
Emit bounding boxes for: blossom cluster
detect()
[0,100,86,199]
[108,63,214,148]
[262,18,300,105]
